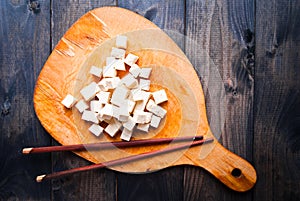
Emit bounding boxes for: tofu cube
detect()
[139,79,150,91]
[90,100,103,113]
[106,57,116,66]
[121,74,138,89]
[133,91,151,112]
[123,116,136,131]
[113,59,126,71]
[124,53,139,66]
[96,91,111,104]
[75,99,89,113]
[111,47,126,59]
[61,94,77,108]
[111,85,130,106]
[89,124,104,137]
[111,105,121,119]
[121,99,136,114]
[150,115,161,128]
[105,118,122,137]
[120,128,133,141]
[132,90,151,101]
[103,65,117,78]
[146,99,157,111]
[137,123,150,132]
[147,102,167,118]
[146,99,167,118]
[133,110,152,124]
[82,110,99,124]
[152,89,168,104]
[97,113,105,122]
[129,64,141,78]
[117,107,130,122]
[89,65,103,78]
[116,35,127,49]
[139,68,152,78]
[98,77,121,91]
[80,82,100,101]
[100,104,114,120]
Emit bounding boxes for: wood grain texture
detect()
[1,0,299,200]
[50,1,117,201]
[184,0,254,199]
[116,1,186,200]
[35,2,255,197]
[254,0,300,200]
[0,0,51,200]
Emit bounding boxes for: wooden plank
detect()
[50,1,117,201]
[116,1,185,200]
[254,0,300,200]
[184,0,254,199]
[0,0,51,200]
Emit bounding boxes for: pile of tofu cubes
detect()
[61,35,168,141]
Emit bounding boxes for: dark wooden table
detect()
[1,0,299,200]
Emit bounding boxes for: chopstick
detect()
[36,137,214,182]
[22,135,203,154]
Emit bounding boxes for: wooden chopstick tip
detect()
[22,148,33,154]
[36,174,46,183]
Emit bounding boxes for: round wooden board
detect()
[34,7,256,192]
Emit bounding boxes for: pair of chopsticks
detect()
[22,136,213,182]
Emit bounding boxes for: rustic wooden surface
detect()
[0,0,299,200]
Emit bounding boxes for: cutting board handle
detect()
[187,132,257,192]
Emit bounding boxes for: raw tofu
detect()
[120,99,136,114]
[137,123,150,132]
[100,104,114,120]
[116,106,130,122]
[111,85,130,106]
[75,99,89,113]
[150,115,161,128]
[103,65,117,78]
[139,68,152,78]
[111,47,126,59]
[89,65,103,78]
[139,79,150,91]
[146,99,167,118]
[105,118,122,137]
[146,99,156,111]
[89,124,104,137]
[133,110,152,124]
[152,89,168,104]
[82,110,99,124]
[121,74,138,89]
[129,64,141,78]
[80,82,100,101]
[120,128,133,141]
[61,94,77,108]
[133,91,151,112]
[98,77,120,91]
[90,100,103,113]
[124,53,139,66]
[116,35,127,49]
[122,116,136,131]
[111,105,121,119]
[106,56,115,66]
[96,91,111,104]
[112,59,126,71]
[132,90,151,101]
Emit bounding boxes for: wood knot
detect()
[243,29,254,43]
[144,7,158,21]
[1,98,11,116]
[28,0,40,13]
[224,78,234,92]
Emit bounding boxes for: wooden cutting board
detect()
[33,7,257,192]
